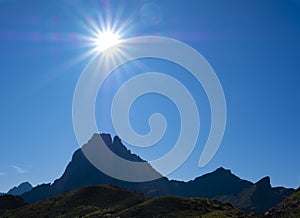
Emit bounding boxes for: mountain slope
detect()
[114,196,255,218]
[184,167,253,198]
[215,176,294,213]
[7,182,32,196]
[265,187,300,217]
[22,133,295,213]
[2,185,146,217]
[3,185,256,218]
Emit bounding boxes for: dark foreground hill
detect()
[0,195,27,210]
[22,133,294,213]
[1,185,256,218]
[114,196,256,218]
[264,187,300,217]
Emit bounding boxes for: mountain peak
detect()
[7,182,32,196]
[256,176,271,188]
[113,135,121,143]
[215,167,232,174]
[89,133,112,145]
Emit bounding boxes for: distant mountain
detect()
[2,185,255,218]
[215,176,294,213]
[7,182,32,196]
[22,133,295,213]
[0,193,4,196]
[265,187,300,217]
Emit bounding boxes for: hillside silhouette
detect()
[21,133,294,213]
[1,185,255,218]
[0,195,26,211]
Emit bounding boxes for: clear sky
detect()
[0,0,300,192]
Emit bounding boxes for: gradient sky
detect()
[0,0,300,192]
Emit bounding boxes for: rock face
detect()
[7,182,32,196]
[22,133,294,213]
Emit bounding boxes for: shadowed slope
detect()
[265,187,300,217]
[0,195,27,211]
[215,176,294,213]
[2,185,257,218]
[3,185,146,218]
[114,196,256,218]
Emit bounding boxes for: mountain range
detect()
[20,133,295,213]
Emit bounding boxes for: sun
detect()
[95,30,121,52]
[76,12,133,60]
[83,26,125,57]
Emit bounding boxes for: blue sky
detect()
[0,0,300,192]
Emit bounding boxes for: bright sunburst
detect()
[94,30,121,52]
[78,13,131,60]
[68,7,135,68]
